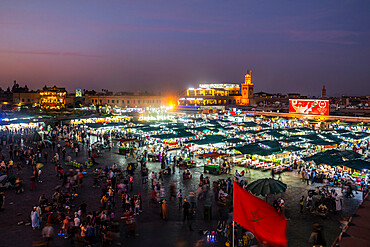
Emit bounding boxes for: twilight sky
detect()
[0,0,369,96]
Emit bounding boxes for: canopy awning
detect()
[187,135,225,145]
[225,138,246,143]
[303,150,363,166]
[339,159,370,170]
[231,140,282,156]
[197,152,226,159]
[115,138,138,143]
[284,145,305,152]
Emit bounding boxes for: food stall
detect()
[163,140,181,150]
[116,138,138,155]
[178,158,196,169]
[199,152,227,175]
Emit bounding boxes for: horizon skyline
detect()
[2,78,367,98]
[0,1,369,96]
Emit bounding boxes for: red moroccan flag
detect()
[233,182,287,247]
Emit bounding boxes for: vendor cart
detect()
[204,164,222,175]
[119,147,133,155]
[115,138,137,155]
[179,158,196,169]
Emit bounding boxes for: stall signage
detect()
[199,83,239,89]
[289,99,329,115]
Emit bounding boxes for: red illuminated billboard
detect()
[289,99,329,115]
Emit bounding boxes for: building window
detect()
[112,100,115,103]
[122,100,124,104]
[138,100,140,103]
[127,100,130,104]
[28,99,30,102]
[108,100,110,103]
[22,99,25,102]
[100,100,102,103]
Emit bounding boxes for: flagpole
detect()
[232,179,235,247]
[232,220,235,247]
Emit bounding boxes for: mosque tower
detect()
[241,70,254,105]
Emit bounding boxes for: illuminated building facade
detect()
[178,72,254,108]
[13,92,40,107]
[85,92,167,109]
[39,86,67,109]
[11,80,39,108]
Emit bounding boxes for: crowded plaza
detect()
[0,112,369,247]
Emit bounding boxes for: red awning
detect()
[197,152,225,159]
[115,138,137,143]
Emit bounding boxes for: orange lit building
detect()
[39,86,67,109]
[178,71,254,109]
[240,72,254,105]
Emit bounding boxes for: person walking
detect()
[129,176,134,191]
[172,161,175,174]
[182,199,193,231]
[177,189,183,209]
[62,216,70,238]
[334,193,342,213]
[41,224,54,247]
[170,183,176,200]
[309,224,327,247]
[31,207,40,230]
[189,191,196,214]
[38,169,42,183]
[161,200,168,221]
[44,151,48,162]
[277,170,282,180]
[62,147,66,160]
[305,171,310,185]
[306,194,313,212]
[30,175,37,191]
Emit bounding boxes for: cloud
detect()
[90,24,219,34]
[0,50,101,57]
[286,30,360,45]
[260,29,360,45]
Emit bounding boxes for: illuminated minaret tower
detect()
[241,70,254,105]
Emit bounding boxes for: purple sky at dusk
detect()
[0,0,369,96]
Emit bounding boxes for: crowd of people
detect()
[0,122,368,247]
